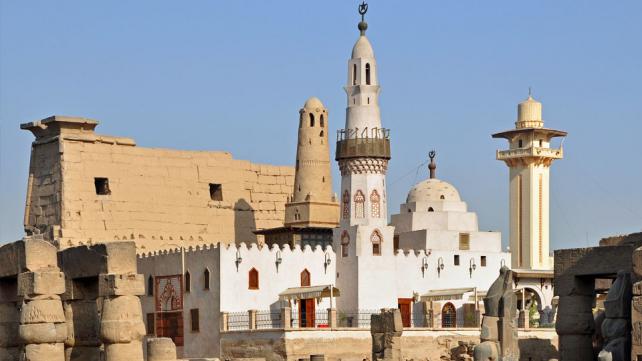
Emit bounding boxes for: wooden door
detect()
[398,298,412,328]
[299,299,316,328]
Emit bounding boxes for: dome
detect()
[406,178,461,203]
[303,96,324,110]
[351,35,374,59]
[517,95,543,128]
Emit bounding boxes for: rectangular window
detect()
[94,178,111,195]
[481,256,487,267]
[454,255,460,266]
[209,183,223,201]
[459,233,470,250]
[190,309,200,332]
[146,313,155,335]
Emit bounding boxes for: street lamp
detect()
[469,258,477,278]
[421,257,429,278]
[275,250,282,272]
[437,257,445,278]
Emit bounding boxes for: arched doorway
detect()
[441,302,457,328]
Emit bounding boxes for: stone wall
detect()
[22,116,295,250]
[219,329,558,361]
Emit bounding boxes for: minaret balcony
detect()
[335,128,391,160]
[496,147,563,161]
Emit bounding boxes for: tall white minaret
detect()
[493,93,567,270]
[334,3,397,311]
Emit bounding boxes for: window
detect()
[342,191,350,219]
[352,64,357,85]
[320,114,325,127]
[309,113,315,127]
[301,269,311,287]
[442,303,457,328]
[354,190,365,219]
[341,231,350,257]
[459,233,470,251]
[393,235,400,252]
[370,190,381,218]
[481,256,487,267]
[539,139,543,147]
[518,139,523,148]
[249,268,259,290]
[428,207,434,212]
[209,183,223,201]
[203,269,210,290]
[365,63,371,85]
[320,130,324,137]
[147,276,153,296]
[95,178,111,195]
[146,313,155,335]
[190,309,200,332]
[371,230,382,256]
[440,195,445,200]
[294,208,300,221]
[185,271,191,293]
[454,255,460,266]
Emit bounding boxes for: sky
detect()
[1,1,641,249]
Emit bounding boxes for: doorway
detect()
[299,298,316,328]
[398,298,412,328]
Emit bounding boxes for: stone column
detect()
[99,273,146,361]
[281,307,291,330]
[633,247,642,360]
[555,276,596,361]
[327,308,337,328]
[147,337,177,361]
[221,312,229,332]
[371,309,403,361]
[62,277,101,360]
[0,280,20,361]
[248,310,257,330]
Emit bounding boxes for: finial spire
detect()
[428,150,437,179]
[358,1,368,35]
[528,86,532,97]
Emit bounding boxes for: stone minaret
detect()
[493,93,567,270]
[284,97,339,228]
[334,3,397,311]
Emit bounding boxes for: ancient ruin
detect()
[371,309,403,361]
[474,266,519,361]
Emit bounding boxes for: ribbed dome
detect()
[303,96,324,110]
[351,36,374,59]
[406,178,461,203]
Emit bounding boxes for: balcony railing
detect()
[496,147,563,161]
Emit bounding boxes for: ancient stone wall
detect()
[22,116,295,250]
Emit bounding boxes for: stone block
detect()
[558,334,594,361]
[24,342,65,361]
[0,319,20,347]
[634,247,642,280]
[0,347,19,361]
[633,320,642,346]
[64,346,102,361]
[147,337,177,361]
[100,296,145,343]
[0,238,58,278]
[64,301,100,346]
[19,322,67,344]
[556,310,595,335]
[18,271,65,297]
[61,277,99,301]
[634,282,642,296]
[480,316,499,341]
[98,274,145,297]
[104,340,144,361]
[58,242,137,279]
[20,299,66,324]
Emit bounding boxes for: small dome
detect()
[406,178,461,203]
[517,95,543,127]
[351,35,374,59]
[303,97,324,110]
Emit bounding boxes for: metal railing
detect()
[227,312,250,331]
[337,309,379,328]
[496,146,563,160]
[314,310,329,328]
[256,311,282,330]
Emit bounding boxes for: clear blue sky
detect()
[1,1,641,249]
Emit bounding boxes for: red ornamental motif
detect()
[155,275,183,312]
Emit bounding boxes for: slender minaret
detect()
[334,2,397,311]
[493,93,567,270]
[284,97,339,228]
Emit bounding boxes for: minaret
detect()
[284,97,339,228]
[334,2,397,311]
[493,93,567,270]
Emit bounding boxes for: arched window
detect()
[440,195,445,200]
[249,268,259,290]
[354,190,365,219]
[309,113,315,127]
[342,190,350,219]
[341,231,350,257]
[299,114,303,129]
[147,275,154,296]
[294,208,300,221]
[370,190,381,218]
[518,139,523,148]
[320,130,324,137]
[352,64,357,85]
[371,230,382,256]
[365,63,371,85]
[301,269,311,287]
[320,114,325,127]
[203,268,210,290]
[428,207,434,212]
[442,303,457,328]
[185,271,191,293]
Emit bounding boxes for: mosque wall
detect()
[22,116,295,251]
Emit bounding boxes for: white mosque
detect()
[137,4,564,358]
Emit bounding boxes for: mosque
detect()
[15,3,566,359]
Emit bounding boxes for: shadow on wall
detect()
[518,338,558,361]
[234,199,257,244]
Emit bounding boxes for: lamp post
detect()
[437,257,445,278]
[469,258,477,278]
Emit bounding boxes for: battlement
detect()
[137,241,335,259]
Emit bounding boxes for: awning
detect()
[421,287,476,301]
[279,285,340,301]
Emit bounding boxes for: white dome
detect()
[351,36,374,59]
[304,96,324,109]
[406,178,461,203]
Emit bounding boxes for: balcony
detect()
[496,147,563,161]
[336,138,391,160]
